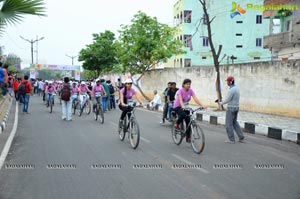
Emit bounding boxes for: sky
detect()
[1,0,177,68]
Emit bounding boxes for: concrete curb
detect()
[196,112,300,144]
[0,98,13,135]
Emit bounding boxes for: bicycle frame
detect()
[176,107,203,135]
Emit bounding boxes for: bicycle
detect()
[118,102,140,149]
[171,107,205,154]
[94,92,104,124]
[47,93,56,113]
[72,95,81,116]
[79,94,91,116]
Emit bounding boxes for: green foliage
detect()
[0,0,46,34]
[79,30,117,76]
[117,11,184,76]
[83,69,97,80]
[4,53,21,72]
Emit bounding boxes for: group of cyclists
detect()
[38,77,206,144]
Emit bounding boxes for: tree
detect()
[79,30,117,77]
[0,0,46,35]
[198,0,224,110]
[4,53,21,73]
[118,11,183,101]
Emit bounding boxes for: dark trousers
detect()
[119,104,133,120]
[174,107,191,138]
[162,102,168,120]
[110,95,116,109]
[14,90,19,101]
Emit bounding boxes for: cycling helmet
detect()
[124,79,133,84]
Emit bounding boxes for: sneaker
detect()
[224,140,235,144]
[239,137,245,143]
[160,119,165,124]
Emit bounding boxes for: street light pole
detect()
[20,36,44,64]
[66,54,78,65]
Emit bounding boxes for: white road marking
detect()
[171,153,210,174]
[0,102,19,170]
[141,137,151,143]
[109,121,118,127]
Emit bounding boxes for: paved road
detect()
[0,96,299,199]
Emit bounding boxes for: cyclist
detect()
[71,82,79,104]
[45,81,57,107]
[92,79,106,112]
[78,81,92,109]
[119,79,143,125]
[173,79,207,143]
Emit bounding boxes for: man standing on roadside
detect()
[19,75,33,113]
[219,76,245,144]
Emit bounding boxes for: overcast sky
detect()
[1,0,177,68]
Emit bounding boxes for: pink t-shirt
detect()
[47,85,55,94]
[93,85,104,96]
[120,88,136,102]
[72,87,78,95]
[79,85,88,93]
[173,88,195,108]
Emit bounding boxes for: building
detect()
[263,0,300,60]
[167,0,272,68]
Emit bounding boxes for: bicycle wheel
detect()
[72,101,76,115]
[94,106,98,121]
[85,100,91,115]
[49,99,53,113]
[129,119,140,149]
[99,106,104,124]
[191,124,205,154]
[118,118,125,141]
[78,103,83,116]
[171,118,184,145]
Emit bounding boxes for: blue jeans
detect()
[1,83,6,96]
[47,94,55,106]
[102,96,108,111]
[20,94,30,113]
[110,95,116,109]
[168,102,174,120]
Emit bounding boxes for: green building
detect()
[168,0,272,67]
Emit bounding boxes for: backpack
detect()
[18,82,27,95]
[109,85,115,94]
[61,83,71,101]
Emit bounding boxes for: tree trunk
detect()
[199,0,224,110]
[131,74,151,102]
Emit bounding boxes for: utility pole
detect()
[66,54,78,65]
[20,36,44,64]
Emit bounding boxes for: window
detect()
[256,38,262,47]
[184,10,192,23]
[203,37,209,47]
[236,33,242,36]
[236,21,243,24]
[202,56,207,59]
[203,14,208,25]
[184,35,192,48]
[236,45,243,48]
[256,15,262,24]
[184,59,191,67]
[254,57,261,60]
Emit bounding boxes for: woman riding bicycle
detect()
[78,81,92,108]
[45,81,57,107]
[71,82,79,104]
[173,79,207,143]
[92,79,106,111]
[119,79,143,124]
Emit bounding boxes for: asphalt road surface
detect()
[0,96,299,199]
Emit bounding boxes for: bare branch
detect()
[216,45,223,59]
[209,16,216,24]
